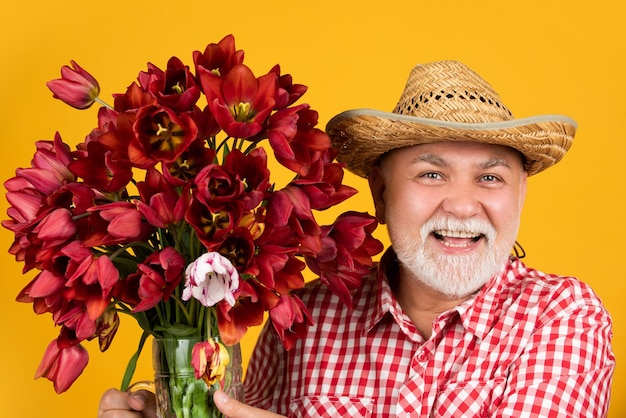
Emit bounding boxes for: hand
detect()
[98,388,157,418]
[213,390,286,418]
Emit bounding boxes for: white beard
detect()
[388,215,518,298]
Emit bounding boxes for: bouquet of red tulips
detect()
[3,34,383,395]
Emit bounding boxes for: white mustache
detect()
[420,217,497,243]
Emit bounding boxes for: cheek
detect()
[385,187,438,226]
[484,192,524,232]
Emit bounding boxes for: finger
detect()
[97,388,142,418]
[127,390,157,417]
[127,390,155,410]
[213,390,285,418]
[98,388,130,411]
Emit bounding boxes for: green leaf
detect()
[154,323,199,337]
[126,310,154,334]
[120,331,150,391]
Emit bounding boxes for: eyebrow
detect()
[411,154,447,166]
[410,154,512,170]
[481,157,512,170]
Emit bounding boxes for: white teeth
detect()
[441,240,472,247]
[433,229,482,247]
[434,229,479,239]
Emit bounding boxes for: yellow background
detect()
[1,1,624,416]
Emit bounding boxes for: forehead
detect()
[382,141,524,168]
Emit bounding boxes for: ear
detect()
[518,170,528,209]
[368,165,387,224]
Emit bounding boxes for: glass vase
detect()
[152,336,244,418]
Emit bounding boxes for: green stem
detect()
[206,307,217,340]
[197,306,206,339]
[170,294,193,324]
[71,212,91,221]
[242,138,262,154]
[155,304,167,328]
[94,96,114,110]
[109,241,156,260]
[215,136,232,155]
[115,302,132,314]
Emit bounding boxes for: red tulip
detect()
[148,56,202,111]
[186,201,240,250]
[131,247,186,312]
[25,269,66,299]
[31,134,74,185]
[216,280,265,345]
[269,65,308,110]
[97,202,142,237]
[35,338,89,393]
[222,148,271,210]
[32,208,76,245]
[191,339,229,387]
[193,161,246,212]
[47,61,100,109]
[68,140,133,192]
[293,158,357,210]
[9,133,74,196]
[61,241,119,294]
[266,105,308,175]
[129,105,198,168]
[265,186,321,256]
[268,294,313,350]
[193,34,244,78]
[253,223,304,292]
[306,212,384,307]
[113,81,157,112]
[137,168,189,228]
[199,64,276,139]
[53,302,100,341]
[163,138,216,185]
[193,148,270,213]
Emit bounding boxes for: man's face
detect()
[369,141,528,298]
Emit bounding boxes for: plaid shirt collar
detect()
[361,247,519,341]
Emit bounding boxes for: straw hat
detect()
[326,60,577,178]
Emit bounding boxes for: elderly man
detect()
[99,61,615,417]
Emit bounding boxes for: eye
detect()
[421,172,442,180]
[479,174,504,185]
[414,171,445,185]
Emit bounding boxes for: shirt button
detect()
[417,352,428,362]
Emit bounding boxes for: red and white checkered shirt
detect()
[244,249,615,417]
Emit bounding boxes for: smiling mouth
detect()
[432,229,484,248]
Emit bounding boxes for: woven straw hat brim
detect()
[327,109,577,178]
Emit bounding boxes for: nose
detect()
[440,182,482,219]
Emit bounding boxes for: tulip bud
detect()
[47,60,100,109]
[95,307,120,351]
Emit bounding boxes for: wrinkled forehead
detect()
[377,141,526,171]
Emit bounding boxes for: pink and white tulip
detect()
[182,252,239,307]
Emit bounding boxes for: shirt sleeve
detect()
[495,281,615,417]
